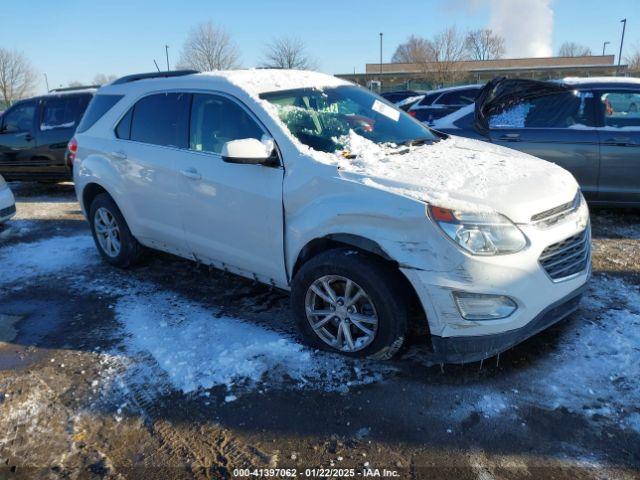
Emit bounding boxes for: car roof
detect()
[561,76,640,90]
[23,87,97,103]
[425,84,484,96]
[100,69,351,98]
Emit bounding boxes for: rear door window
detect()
[189,94,264,154]
[1,101,36,133]
[40,94,91,131]
[489,91,596,129]
[600,91,640,129]
[437,88,479,106]
[77,94,122,133]
[130,92,191,148]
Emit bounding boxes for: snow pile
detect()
[330,131,576,211]
[0,235,97,284]
[115,289,384,396]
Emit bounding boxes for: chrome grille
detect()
[539,228,591,281]
[0,204,15,218]
[531,192,580,228]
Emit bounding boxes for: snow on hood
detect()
[329,132,578,222]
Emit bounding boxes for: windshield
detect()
[260,86,438,154]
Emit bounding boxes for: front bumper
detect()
[0,187,16,223]
[400,215,591,363]
[430,283,586,363]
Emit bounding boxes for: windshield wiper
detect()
[402,137,436,147]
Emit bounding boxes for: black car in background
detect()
[0,86,96,182]
[433,77,640,206]
[408,84,483,125]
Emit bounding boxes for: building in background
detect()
[339,55,628,92]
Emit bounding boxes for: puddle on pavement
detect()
[0,313,47,370]
[0,314,21,343]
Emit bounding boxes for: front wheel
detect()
[291,248,408,359]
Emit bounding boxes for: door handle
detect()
[110,151,127,160]
[180,168,202,180]
[498,133,521,142]
[16,132,33,142]
[604,137,635,146]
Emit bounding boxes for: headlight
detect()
[428,206,527,255]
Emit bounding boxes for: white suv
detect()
[71,70,591,362]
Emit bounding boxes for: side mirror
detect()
[221,137,276,165]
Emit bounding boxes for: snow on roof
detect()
[199,69,350,95]
[562,76,640,85]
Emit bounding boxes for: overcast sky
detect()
[1,0,637,93]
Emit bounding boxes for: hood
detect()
[474,77,569,136]
[335,133,578,224]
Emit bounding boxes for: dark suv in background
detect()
[0,86,96,182]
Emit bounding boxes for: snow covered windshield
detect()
[260,86,438,154]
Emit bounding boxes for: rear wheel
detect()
[291,248,408,359]
[89,193,145,268]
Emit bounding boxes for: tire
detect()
[89,193,145,268]
[291,248,408,360]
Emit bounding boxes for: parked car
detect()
[380,90,426,104]
[0,174,16,223]
[71,70,590,363]
[408,84,483,125]
[0,86,97,182]
[433,76,640,206]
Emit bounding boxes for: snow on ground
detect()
[113,288,383,396]
[1,232,639,423]
[0,234,97,284]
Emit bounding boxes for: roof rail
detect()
[111,70,199,85]
[49,85,100,93]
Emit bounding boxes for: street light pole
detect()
[617,18,626,75]
[379,32,383,76]
[602,41,610,56]
[165,45,170,71]
[44,73,50,92]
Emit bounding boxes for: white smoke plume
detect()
[458,0,554,58]
[489,0,554,57]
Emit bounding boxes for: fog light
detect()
[453,292,517,320]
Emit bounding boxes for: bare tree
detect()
[558,42,592,57]
[0,48,37,107]
[626,43,640,73]
[93,73,118,85]
[178,21,240,71]
[464,29,505,61]
[430,26,469,86]
[261,37,317,70]
[391,35,435,64]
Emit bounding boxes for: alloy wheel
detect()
[304,275,379,352]
[94,207,121,258]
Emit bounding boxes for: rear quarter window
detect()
[76,94,124,133]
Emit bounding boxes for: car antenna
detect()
[153,60,161,72]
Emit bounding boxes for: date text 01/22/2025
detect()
[232,468,401,477]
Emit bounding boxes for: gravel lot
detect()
[0,182,639,479]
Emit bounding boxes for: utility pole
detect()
[379,33,383,76]
[602,41,610,56]
[165,45,170,71]
[44,73,50,92]
[617,18,626,75]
